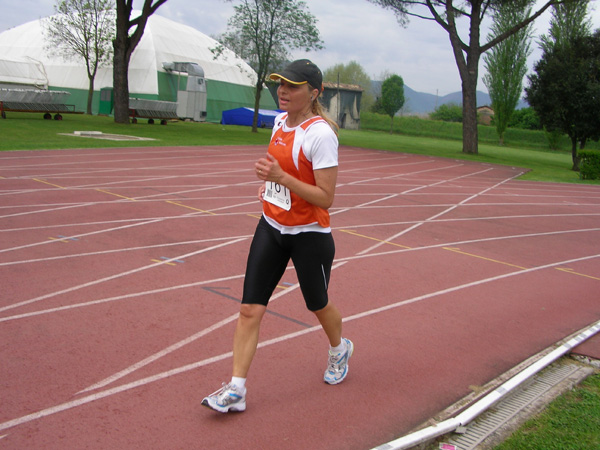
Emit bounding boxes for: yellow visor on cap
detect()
[269,73,307,85]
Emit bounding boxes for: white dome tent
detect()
[0,13,276,121]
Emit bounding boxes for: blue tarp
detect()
[221,107,282,128]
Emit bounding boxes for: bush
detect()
[509,107,542,130]
[579,150,600,180]
[429,103,463,122]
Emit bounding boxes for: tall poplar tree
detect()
[540,0,592,52]
[483,1,533,145]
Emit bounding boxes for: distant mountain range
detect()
[372,81,528,115]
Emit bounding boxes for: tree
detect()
[323,61,374,111]
[483,1,533,145]
[525,30,600,171]
[113,0,169,124]
[367,0,559,155]
[43,0,115,115]
[540,0,592,53]
[380,74,405,133]
[213,0,323,132]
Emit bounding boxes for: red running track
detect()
[0,145,599,449]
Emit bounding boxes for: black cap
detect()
[270,59,323,92]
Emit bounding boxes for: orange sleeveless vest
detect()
[263,115,331,228]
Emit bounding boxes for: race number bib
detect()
[264,181,291,211]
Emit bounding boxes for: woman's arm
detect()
[255,153,337,209]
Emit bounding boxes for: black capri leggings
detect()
[242,217,335,311]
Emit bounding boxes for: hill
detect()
[371,81,528,115]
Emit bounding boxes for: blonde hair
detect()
[309,84,339,135]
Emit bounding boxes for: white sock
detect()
[231,376,246,391]
[330,340,346,354]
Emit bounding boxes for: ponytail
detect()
[309,85,339,135]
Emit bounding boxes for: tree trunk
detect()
[86,77,95,115]
[437,0,483,155]
[460,1,482,156]
[251,81,263,133]
[113,44,130,123]
[113,4,131,124]
[462,77,479,154]
[112,0,168,124]
[571,136,580,171]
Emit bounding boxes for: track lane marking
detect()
[556,267,600,280]
[33,179,66,189]
[1,253,597,434]
[0,274,246,323]
[0,235,253,267]
[3,227,599,322]
[165,200,216,215]
[95,189,137,201]
[0,238,248,314]
[339,229,412,249]
[443,247,528,270]
[78,261,347,393]
[357,169,523,255]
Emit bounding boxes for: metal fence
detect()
[0,88,76,118]
[128,98,178,120]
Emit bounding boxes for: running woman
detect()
[202,59,353,413]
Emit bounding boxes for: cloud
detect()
[1,0,599,96]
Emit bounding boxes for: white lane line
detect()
[0,182,260,255]
[1,254,597,434]
[78,263,346,393]
[357,170,523,255]
[0,274,245,323]
[332,213,600,230]
[0,236,253,267]
[339,162,464,187]
[0,238,248,314]
[79,313,241,394]
[0,176,256,220]
[0,163,253,193]
[3,209,598,235]
[334,227,600,263]
[333,167,493,219]
[0,217,167,254]
[3,227,599,323]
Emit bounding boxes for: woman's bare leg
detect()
[232,303,267,378]
[313,302,342,347]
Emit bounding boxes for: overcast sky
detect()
[1,0,599,95]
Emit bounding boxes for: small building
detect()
[477,105,494,125]
[320,82,363,130]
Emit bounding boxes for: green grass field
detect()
[493,370,600,450]
[1,111,599,447]
[1,111,598,185]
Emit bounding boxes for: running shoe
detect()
[201,382,246,413]
[324,338,354,385]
